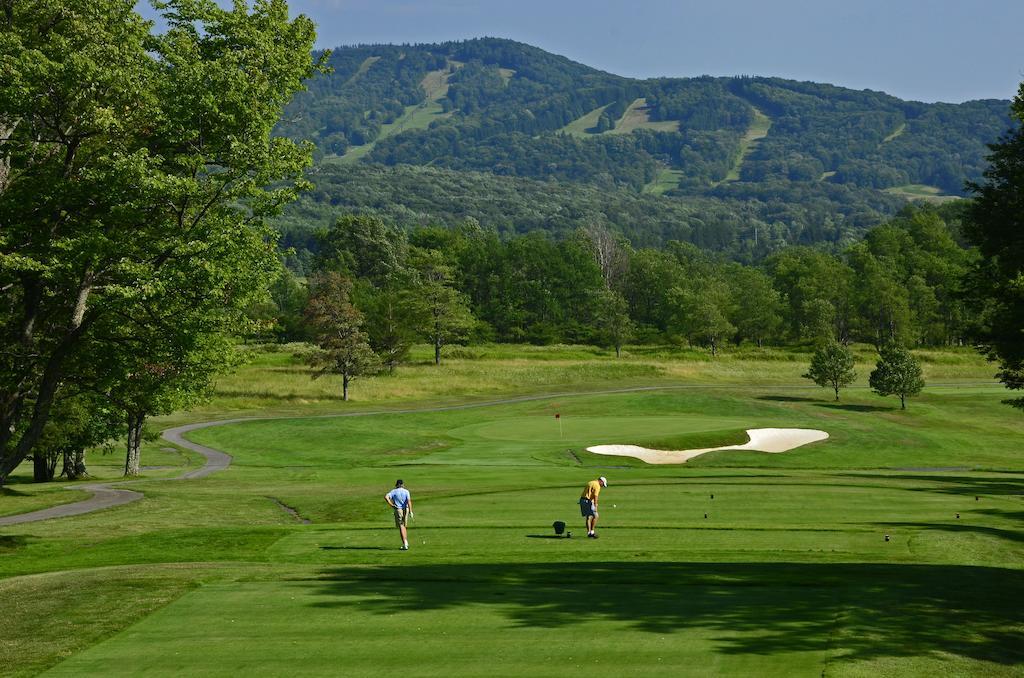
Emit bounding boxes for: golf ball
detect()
[613,504,617,508]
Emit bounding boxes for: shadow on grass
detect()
[0,535,29,552]
[878,521,1024,544]
[757,395,817,403]
[842,474,1024,497]
[0,486,31,495]
[815,402,892,413]
[319,545,386,551]
[309,561,1024,665]
[213,389,349,402]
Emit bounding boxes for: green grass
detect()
[336,65,455,164]
[610,98,680,135]
[884,184,961,204]
[643,168,684,194]
[343,56,380,86]
[881,122,907,144]
[723,106,772,183]
[1,345,1021,676]
[562,99,679,138]
[559,103,613,137]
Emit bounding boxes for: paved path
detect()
[0,381,1000,526]
[0,419,245,527]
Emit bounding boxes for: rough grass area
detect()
[559,103,613,137]
[2,345,1020,676]
[881,122,907,144]
[337,63,458,163]
[884,184,961,204]
[643,168,684,194]
[343,55,380,86]
[610,98,680,134]
[0,566,200,678]
[723,106,772,182]
[139,343,996,426]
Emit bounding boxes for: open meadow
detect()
[1,345,1022,676]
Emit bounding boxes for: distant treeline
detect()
[265,204,978,356]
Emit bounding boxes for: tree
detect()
[728,265,783,347]
[963,81,1024,408]
[31,394,118,482]
[409,250,474,365]
[315,214,408,283]
[304,273,379,401]
[803,341,857,401]
[581,224,629,291]
[359,277,417,374]
[0,1,321,484]
[594,289,633,357]
[869,344,925,410]
[669,277,735,357]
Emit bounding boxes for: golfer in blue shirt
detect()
[385,479,413,550]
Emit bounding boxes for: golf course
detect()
[2,345,1021,677]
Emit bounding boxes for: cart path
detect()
[0,381,999,526]
[0,418,245,527]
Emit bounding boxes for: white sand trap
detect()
[586,428,829,464]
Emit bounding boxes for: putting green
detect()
[450,414,750,443]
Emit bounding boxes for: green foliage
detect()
[869,343,925,409]
[0,0,321,481]
[408,250,475,365]
[964,81,1024,409]
[304,273,380,401]
[803,342,857,400]
[286,205,976,365]
[593,289,634,357]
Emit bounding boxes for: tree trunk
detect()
[710,337,717,357]
[834,384,840,401]
[0,313,92,486]
[124,412,144,477]
[61,447,87,480]
[434,340,441,366]
[342,374,349,401]
[900,394,906,410]
[33,454,51,482]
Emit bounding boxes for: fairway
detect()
[3,365,1022,676]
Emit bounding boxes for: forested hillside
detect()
[275,38,1012,257]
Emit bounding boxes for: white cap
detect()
[599,476,608,486]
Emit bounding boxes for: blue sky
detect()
[138,1,1024,103]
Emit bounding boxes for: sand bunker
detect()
[586,428,829,464]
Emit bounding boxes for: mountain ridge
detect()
[275,37,1012,258]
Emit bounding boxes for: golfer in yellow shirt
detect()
[579,476,607,538]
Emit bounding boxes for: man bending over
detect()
[579,476,607,539]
